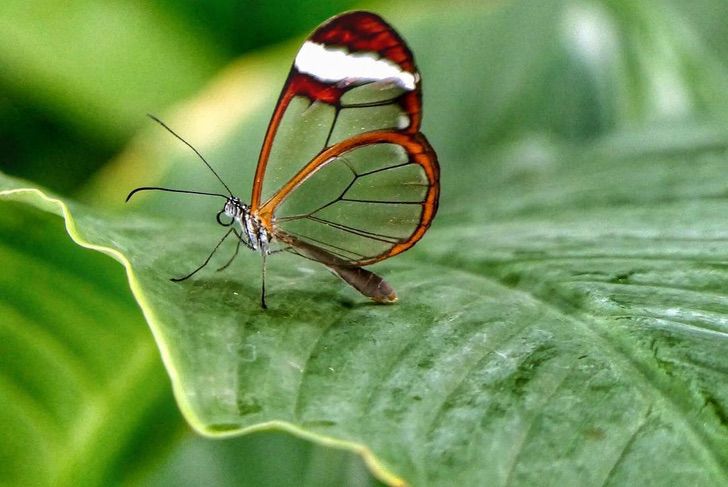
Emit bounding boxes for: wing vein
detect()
[282,229,364,260]
[340,197,424,205]
[306,215,402,243]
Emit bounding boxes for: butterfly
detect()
[127,11,440,308]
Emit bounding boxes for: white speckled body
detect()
[223,197,272,255]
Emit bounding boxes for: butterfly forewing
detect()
[252,11,438,267]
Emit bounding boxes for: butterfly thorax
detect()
[223,197,272,254]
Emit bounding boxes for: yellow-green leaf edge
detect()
[0,186,406,487]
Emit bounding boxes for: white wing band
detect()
[295,41,417,91]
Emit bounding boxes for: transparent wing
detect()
[263,131,438,266]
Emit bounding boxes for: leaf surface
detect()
[3,0,728,485]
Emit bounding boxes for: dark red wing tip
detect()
[311,10,416,72]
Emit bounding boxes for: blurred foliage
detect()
[2,0,728,486]
[0,0,356,194]
[0,199,180,486]
[157,0,360,56]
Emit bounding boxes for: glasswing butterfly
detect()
[127,11,440,308]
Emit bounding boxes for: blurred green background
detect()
[0,0,359,195]
[3,0,728,485]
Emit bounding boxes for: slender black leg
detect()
[171,228,233,282]
[216,233,242,272]
[260,248,268,309]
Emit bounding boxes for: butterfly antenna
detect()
[126,186,229,202]
[147,114,234,196]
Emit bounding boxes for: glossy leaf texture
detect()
[5,0,728,485]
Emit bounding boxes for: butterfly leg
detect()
[171,228,234,282]
[216,229,250,272]
[260,247,268,309]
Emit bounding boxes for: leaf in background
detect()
[158,0,361,57]
[0,0,224,193]
[4,0,728,485]
[147,430,381,487]
[0,192,178,486]
[0,0,224,144]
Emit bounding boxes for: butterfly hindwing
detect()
[263,131,437,265]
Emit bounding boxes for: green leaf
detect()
[0,0,224,145]
[4,123,728,485]
[0,182,382,487]
[148,431,382,487]
[4,0,728,485]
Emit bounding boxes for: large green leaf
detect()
[3,0,728,485]
[3,127,727,485]
[0,183,382,487]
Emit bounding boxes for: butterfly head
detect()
[217,196,247,227]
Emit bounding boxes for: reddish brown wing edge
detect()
[249,11,423,210]
[259,130,439,266]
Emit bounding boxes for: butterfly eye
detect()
[216,209,234,227]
